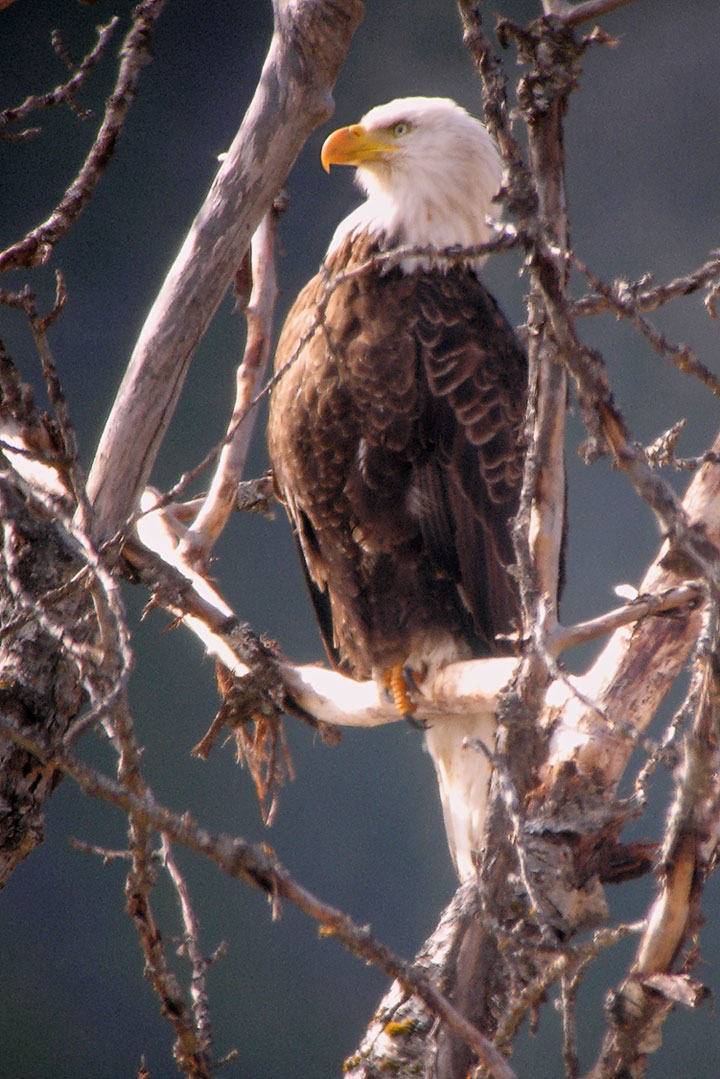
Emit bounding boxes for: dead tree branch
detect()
[587,612,720,1078]
[0,18,118,140]
[345,9,720,1076]
[161,836,221,1062]
[0,709,517,1079]
[176,203,282,568]
[570,253,720,397]
[86,0,364,541]
[0,1,166,272]
[546,0,637,25]
[572,253,720,319]
[3,2,720,1077]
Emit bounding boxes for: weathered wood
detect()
[0,0,364,888]
[547,434,720,783]
[0,478,88,886]
[87,0,364,540]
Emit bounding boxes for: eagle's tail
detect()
[424,710,497,881]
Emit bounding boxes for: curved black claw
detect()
[402,664,423,694]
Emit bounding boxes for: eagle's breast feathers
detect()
[268,228,527,680]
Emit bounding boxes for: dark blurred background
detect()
[1,1,719,1076]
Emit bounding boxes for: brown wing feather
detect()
[268,232,527,678]
[413,270,527,649]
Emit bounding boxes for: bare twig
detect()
[0,18,118,139]
[0,714,517,1079]
[546,0,637,26]
[13,279,96,528]
[493,922,643,1053]
[161,836,217,1059]
[549,582,702,654]
[0,1,167,272]
[68,837,135,863]
[99,597,214,1079]
[572,253,720,318]
[456,1,539,226]
[571,253,720,397]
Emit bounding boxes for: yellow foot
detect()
[382,663,429,730]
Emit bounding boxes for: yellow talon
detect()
[383,663,414,716]
[382,663,429,729]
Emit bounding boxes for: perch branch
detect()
[129,491,520,726]
[131,488,710,735]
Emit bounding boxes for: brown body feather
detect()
[268,231,527,681]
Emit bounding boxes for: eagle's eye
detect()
[392,121,411,138]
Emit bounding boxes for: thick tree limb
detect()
[86,0,364,541]
[586,619,720,1078]
[547,432,720,788]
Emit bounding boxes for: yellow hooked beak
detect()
[321,123,399,172]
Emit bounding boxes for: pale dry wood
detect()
[585,620,720,1078]
[133,490,250,677]
[634,839,696,977]
[546,436,720,781]
[177,210,279,566]
[0,415,70,502]
[518,7,573,654]
[526,354,567,640]
[87,0,364,541]
[543,0,636,24]
[135,492,519,728]
[548,583,702,655]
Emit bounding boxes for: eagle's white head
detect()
[321,96,503,263]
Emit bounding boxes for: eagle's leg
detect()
[382,663,429,730]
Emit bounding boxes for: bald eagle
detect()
[268,97,527,879]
